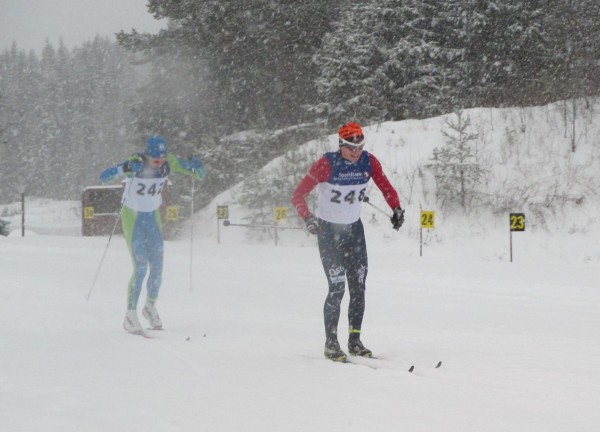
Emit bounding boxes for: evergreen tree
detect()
[312,2,392,125]
[543,0,600,101]
[237,144,321,235]
[428,111,484,212]
[0,44,42,200]
[386,0,464,117]
[0,39,139,201]
[68,37,139,197]
[312,0,463,124]
[120,0,342,133]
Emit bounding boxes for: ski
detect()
[127,330,153,339]
[408,361,442,372]
[345,356,442,372]
[317,353,443,372]
[144,328,196,342]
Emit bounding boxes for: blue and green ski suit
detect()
[100,153,203,311]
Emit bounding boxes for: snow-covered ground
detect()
[2,102,600,431]
[1,196,599,432]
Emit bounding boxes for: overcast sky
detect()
[0,0,166,54]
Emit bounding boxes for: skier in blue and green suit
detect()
[100,136,204,334]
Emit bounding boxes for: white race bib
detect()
[317,183,367,224]
[123,177,167,212]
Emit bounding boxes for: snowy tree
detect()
[428,111,484,212]
[67,37,139,195]
[4,0,600,205]
[543,0,600,101]
[237,144,321,235]
[120,0,342,133]
[0,39,139,200]
[311,2,390,126]
[312,0,467,124]
[0,45,42,200]
[439,1,544,108]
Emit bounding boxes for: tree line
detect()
[124,0,600,132]
[1,0,600,204]
[0,38,139,202]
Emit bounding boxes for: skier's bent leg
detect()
[122,207,148,311]
[324,283,345,341]
[146,211,164,301]
[347,264,367,332]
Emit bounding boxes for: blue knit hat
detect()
[146,136,168,158]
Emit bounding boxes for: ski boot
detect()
[324,339,348,362]
[142,301,163,330]
[123,310,143,334]
[348,338,372,357]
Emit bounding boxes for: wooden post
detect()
[509,230,513,263]
[21,193,25,237]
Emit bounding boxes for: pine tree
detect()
[543,0,600,101]
[312,0,464,124]
[121,0,342,133]
[237,144,320,237]
[0,46,38,201]
[311,2,389,126]
[0,39,139,200]
[428,111,484,212]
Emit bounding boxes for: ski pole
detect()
[86,209,122,300]
[363,196,391,217]
[86,180,131,300]
[189,170,195,293]
[222,220,304,230]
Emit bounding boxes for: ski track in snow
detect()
[1,228,599,432]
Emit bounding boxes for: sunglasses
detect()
[339,134,365,146]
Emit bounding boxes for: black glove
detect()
[305,215,319,235]
[390,207,405,230]
[123,159,143,174]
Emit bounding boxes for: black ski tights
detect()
[317,219,368,342]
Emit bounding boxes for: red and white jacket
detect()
[291,150,400,224]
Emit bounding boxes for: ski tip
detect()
[137,330,153,339]
[435,361,442,368]
[330,356,350,363]
[408,365,415,372]
[128,330,152,339]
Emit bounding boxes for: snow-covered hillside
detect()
[191,101,600,265]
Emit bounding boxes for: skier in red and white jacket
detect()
[291,122,404,362]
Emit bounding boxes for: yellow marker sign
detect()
[274,207,288,223]
[420,211,435,229]
[217,205,229,220]
[166,206,179,221]
[83,206,95,220]
[510,213,525,232]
